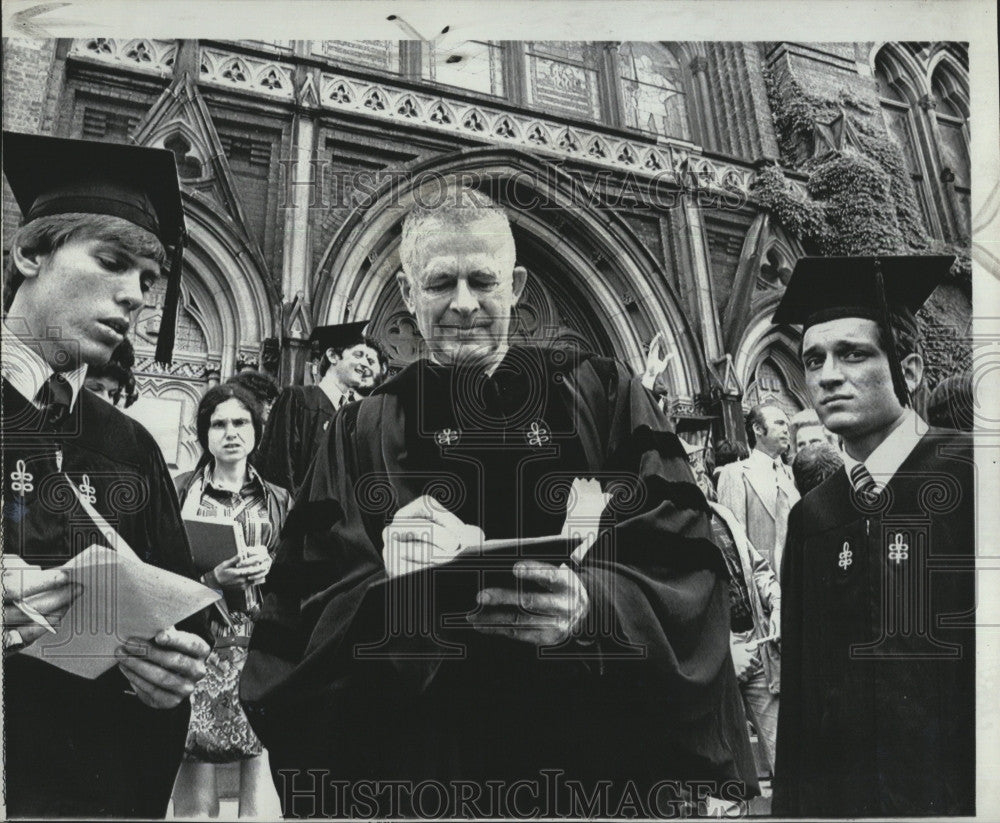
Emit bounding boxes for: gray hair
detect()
[398,184,515,279]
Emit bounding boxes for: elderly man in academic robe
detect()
[242,185,757,818]
[771,256,975,817]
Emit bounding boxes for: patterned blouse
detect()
[181,463,277,640]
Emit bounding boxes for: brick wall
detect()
[3,39,61,244]
[3,38,58,133]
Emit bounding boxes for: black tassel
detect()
[154,243,183,364]
[874,262,910,408]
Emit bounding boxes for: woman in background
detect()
[172,383,289,818]
[84,337,139,408]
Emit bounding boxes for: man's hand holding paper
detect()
[467,559,590,647]
[2,556,82,648]
[19,545,219,679]
[116,627,210,709]
[382,495,485,579]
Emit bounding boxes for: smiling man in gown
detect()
[256,321,384,495]
[242,184,756,817]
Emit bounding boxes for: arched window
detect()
[744,354,806,418]
[873,48,936,235]
[930,60,970,238]
[617,43,690,141]
[872,44,971,244]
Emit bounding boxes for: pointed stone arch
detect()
[723,214,807,352]
[872,42,970,242]
[131,192,275,376]
[311,147,708,400]
[733,304,809,415]
[134,73,271,267]
[929,56,970,118]
[871,42,929,103]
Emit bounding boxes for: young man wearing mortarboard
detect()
[770,256,974,817]
[255,321,386,494]
[1,131,211,817]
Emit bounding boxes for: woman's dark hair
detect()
[791,442,845,496]
[88,338,138,407]
[195,383,264,465]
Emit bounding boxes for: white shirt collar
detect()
[841,408,928,488]
[747,449,788,476]
[747,448,778,469]
[747,447,796,489]
[317,380,351,408]
[1,320,88,411]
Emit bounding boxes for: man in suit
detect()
[772,255,974,817]
[716,403,800,574]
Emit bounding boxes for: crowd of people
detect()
[1,131,976,819]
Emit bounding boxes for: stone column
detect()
[689,54,719,152]
[679,199,724,364]
[278,60,321,385]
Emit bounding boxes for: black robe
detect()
[773,429,975,817]
[2,378,208,818]
[257,384,337,494]
[242,347,757,818]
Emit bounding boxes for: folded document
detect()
[21,545,220,679]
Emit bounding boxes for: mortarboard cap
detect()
[772,255,954,328]
[308,321,371,353]
[773,255,955,407]
[3,130,187,364]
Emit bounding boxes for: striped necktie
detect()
[36,372,72,429]
[849,462,880,502]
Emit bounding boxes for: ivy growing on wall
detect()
[758,64,920,255]
[757,63,972,398]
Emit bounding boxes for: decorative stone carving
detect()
[199,47,294,99]
[71,39,177,76]
[317,70,758,193]
[134,356,222,379]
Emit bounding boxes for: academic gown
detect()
[2,379,209,818]
[256,384,337,494]
[773,429,975,817]
[242,346,757,817]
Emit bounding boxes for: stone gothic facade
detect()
[2,39,971,471]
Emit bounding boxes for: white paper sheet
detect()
[20,545,220,679]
